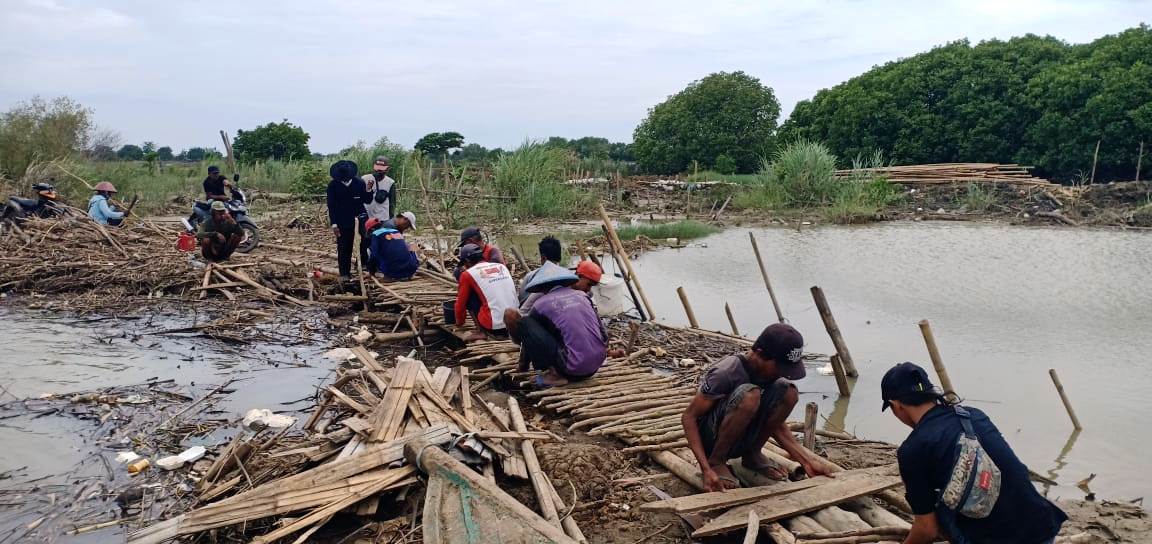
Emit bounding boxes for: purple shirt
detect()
[531,287,608,376]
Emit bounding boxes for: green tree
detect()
[608,142,634,162]
[88,145,116,161]
[0,96,93,178]
[456,143,490,162]
[232,120,311,161]
[633,71,780,173]
[714,154,738,175]
[570,136,612,159]
[117,144,144,160]
[157,146,174,161]
[142,141,156,154]
[414,131,465,159]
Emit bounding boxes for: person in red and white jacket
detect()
[454,244,518,341]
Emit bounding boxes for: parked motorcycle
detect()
[183,186,260,253]
[2,182,67,224]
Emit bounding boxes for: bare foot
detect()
[741,451,789,481]
[538,370,569,387]
[709,463,741,490]
[464,331,487,342]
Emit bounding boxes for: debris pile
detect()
[837,162,1052,186]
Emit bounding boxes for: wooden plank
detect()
[507,397,561,528]
[367,358,419,442]
[692,472,903,537]
[460,366,474,424]
[742,511,759,544]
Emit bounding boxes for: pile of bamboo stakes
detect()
[835,163,1052,186]
[129,347,586,543]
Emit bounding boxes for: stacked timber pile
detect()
[836,163,1052,186]
[129,346,586,543]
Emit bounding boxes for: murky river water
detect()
[611,222,1151,502]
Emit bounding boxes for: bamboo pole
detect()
[354,217,368,300]
[1089,139,1101,184]
[830,354,851,397]
[598,203,656,320]
[1048,369,1082,430]
[810,287,857,377]
[749,233,785,323]
[1137,142,1144,183]
[219,130,237,176]
[601,226,648,322]
[676,286,700,328]
[507,398,561,528]
[917,320,956,397]
[802,402,818,450]
[724,302,740,336]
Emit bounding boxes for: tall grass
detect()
[614,220,719,241]
[493,142,592,218]
[960,182,996,212]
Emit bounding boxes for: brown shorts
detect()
[698,379,792,458]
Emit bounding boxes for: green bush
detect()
[714,154,738,175]
[291,163,328,196]
[493,142,592,218]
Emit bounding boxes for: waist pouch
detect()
[940,406,1002,518]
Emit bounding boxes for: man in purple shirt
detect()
[503,271,609,387]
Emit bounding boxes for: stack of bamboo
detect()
[836,163,1051,186]
[129,347,583,543]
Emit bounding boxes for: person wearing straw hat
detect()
[196,200,243,261]
[880,362,1066,544]
[88,181,125,226]
[326,160,368,280]
[365,212,418,281]
[681,323,828,492]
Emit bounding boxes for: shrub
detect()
[960,182,996,212]
[493,142,592,218]
[714,154,738,175]
[291,163,328,196]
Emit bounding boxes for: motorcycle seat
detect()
[9,197,37,207]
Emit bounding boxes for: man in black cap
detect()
[361,156,396,224]
[452,226,506,279]
[881,362,1066,544]
[203,165,239,202]
[681,323,831,492]
[326,160,368,280]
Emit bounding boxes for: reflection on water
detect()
[618,222,1152,501]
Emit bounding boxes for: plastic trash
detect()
[242,408,297,431]
[352,327,373,344]
[178,445,207,463]
[116,451,141,464]
[323,347,355,361]
[155,455,185,471]
[127,459,150,474]
[818,363,834,376]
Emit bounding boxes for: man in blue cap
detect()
[681,323,831,492]
[881,362,1066,544]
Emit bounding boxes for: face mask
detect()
[373,171,385,181]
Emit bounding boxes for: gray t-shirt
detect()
[698,354,775,400]
[362,174,395,222]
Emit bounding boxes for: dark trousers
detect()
[335,224,369,277]
[512,315,590,381]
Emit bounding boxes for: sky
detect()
[1,0,1148,153]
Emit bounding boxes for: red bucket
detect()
[176,232,196,252]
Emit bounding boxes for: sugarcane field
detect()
[4,5,1152,544]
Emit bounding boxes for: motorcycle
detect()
[2,182,67,224]
[183,186,260,253]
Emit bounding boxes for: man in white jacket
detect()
[361,156,396,223]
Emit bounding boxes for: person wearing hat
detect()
[365,212,419,281]
[681,323,829,492]
[203,165,239,202]
[88,181,125,226]
[517,236,565,315]
[572,260,602,293]
[454,243,518,341]
[326,160,369,279]
[502,262,611,387]
[880,362,1066,544]
[453,226,506,280]
[361,156,396,223]
[196,200,243,261]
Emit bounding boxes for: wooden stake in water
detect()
[599,203,656,320]
[830,354,851,397]
[917,319,956,397]
[601,226,648,322]
[749,233,785,323]
[1048,368,1083,430]
[802,402,819,450]
[810,286,858,377]
[676,286,700,328]
[724,302,740,336]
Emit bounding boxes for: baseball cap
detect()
[752,323,806,380]
[400,211,416,229]
[374,155,390,165]
[576,261,602,283]
[365,218,381,231]
[207,165,220,174]
[881,362,937,411]
[210,200,226,211]
[459,243,483,261]
[457,226,481,247]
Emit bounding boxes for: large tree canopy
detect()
[233,120,311,162]
[414,131,465,159]
[633,71,779,174]
[779,26,1152,182]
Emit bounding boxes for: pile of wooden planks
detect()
[130,347,585,543]
[836,163,1052,186]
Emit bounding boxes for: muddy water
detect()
[609,222,1151,502]
[0,310,332,501]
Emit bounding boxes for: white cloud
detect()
[0,0,1147,152]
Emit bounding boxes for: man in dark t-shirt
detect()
[202,165,238,202]
[882,362,1066,544]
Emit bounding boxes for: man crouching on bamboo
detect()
[682,323,833,492]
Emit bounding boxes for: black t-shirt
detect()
[897,405,1067,544]
[203,176,228,200]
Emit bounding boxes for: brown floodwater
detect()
[611,221,1151,502]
